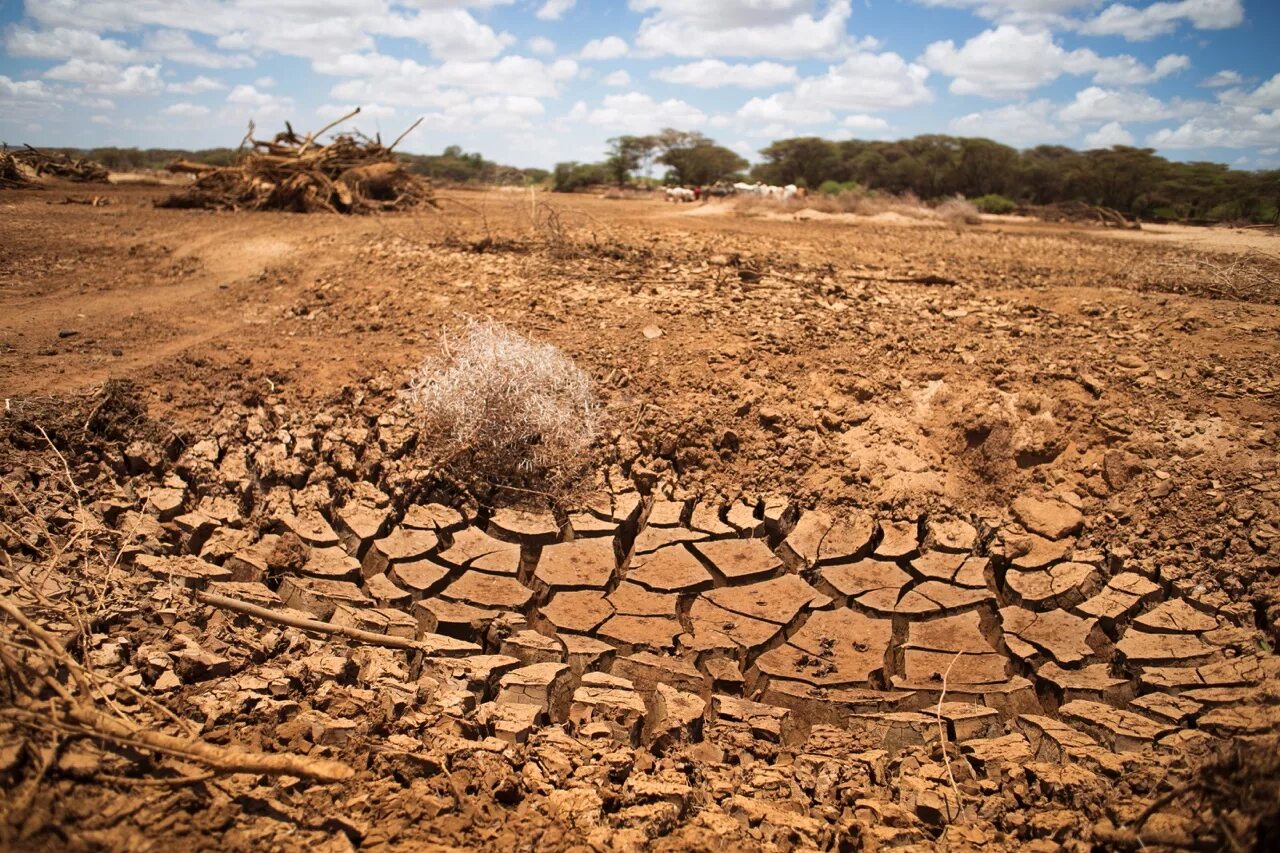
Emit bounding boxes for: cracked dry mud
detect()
[2,185,1280,851]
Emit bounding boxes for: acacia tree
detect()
[654,128,747,185]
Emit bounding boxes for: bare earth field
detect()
[2,182,1280,851]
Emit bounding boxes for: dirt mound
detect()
[159,111,435,214]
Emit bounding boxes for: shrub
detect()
[935,196,982,226]
[408,319,601,493]
[817,179,861,196]
[972,193,1017,214]
[552,161,610,192]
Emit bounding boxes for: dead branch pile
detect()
[0,150,27,188]
[9,145,110,183]
[158,108,434,214]
[1029,200,1140,230]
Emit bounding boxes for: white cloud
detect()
[254,76,275,89]
[1091,53,1189,86]
[1148,109,1280,149]
[1,74,55,101]
[1057,86,1176,122]
[579,36,628,60]
[4,26,136,64]
[737,94,833,125]
[603,70,631,87]
[1201,69,1242,88]
[225,83,295,115]
[792,51,932,111]
[385,9,515,61]
[162,102,211,117]
[843,114,890,130]
[923,26,1188,98]
[914,0,1100,28]
[1082,0,1244,41]
[652,60,798,89]
[1084,121,1135,147]
[950,99,1068,145]
[142,29,253,68]
[320,53,577,106]
[527,35,556,55]
[316,102,396,120]
[580,91,707,132]
[1218,73,1280,110]
[633,0,855,58]
[536,0,576,20]
[167,75,225,94]
[44,60,166,95]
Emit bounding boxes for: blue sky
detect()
[1,1,1277,170]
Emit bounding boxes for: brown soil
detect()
[2,181,1279,851]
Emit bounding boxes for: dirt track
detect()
[2,182,1280,850]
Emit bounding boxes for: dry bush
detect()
[407,318,601,495]
[735,189,969,223]
[935,196,981,226]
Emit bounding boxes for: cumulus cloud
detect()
[792,51,932,111]
[527,36,556,55]
[1146,74,1280,149]
[224,83,296,117]
[162,102,211,117]
[950,99,1068,145]
[843,114,890,130]
[537,0,576,20]
[632,0,855,58]
[1081,0,1244,41]
[579,36,628,60]
[167,75,225,94]
[652,60,798,89]
[603,70,631,87]
[1084,121,1135,147]
[316,102,396,120]
[922,25,1188,98]
[4,26,136,64]
[1057,86,1177,123]
[914,0,1100,28]
[737,94,833,125]
[142,29,253,68]
[1200,69,1242,88]
[1,74,55,101]
[579,91,707,132]
[45,60,166,95]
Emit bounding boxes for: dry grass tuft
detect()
[408,318,601,494]
[935,196,982,226]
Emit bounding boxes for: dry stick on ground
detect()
[195,590,429,651]
[934,651,966,822]
[0,596,354,783]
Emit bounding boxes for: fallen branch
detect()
[934,651,966,823]
[195,590,421,650]
[0,595,354,783]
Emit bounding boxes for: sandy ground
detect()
[1,181,1279,851]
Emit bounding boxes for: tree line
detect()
[552,130,1279,224]
[753,136,1279,223]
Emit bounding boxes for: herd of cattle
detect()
[663,182,805,202]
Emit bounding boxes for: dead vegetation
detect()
[735,189,982,226]
[1,145,110,184]
[0,151,27,188]
[1156,249,1280,303]
[158,108,435,214]
[407,318,601,497]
